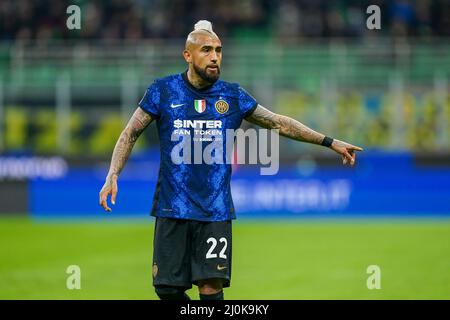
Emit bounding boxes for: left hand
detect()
[330,139,363,166]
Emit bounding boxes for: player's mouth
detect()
[206,65,219,72]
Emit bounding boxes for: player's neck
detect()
[186,68,213,90]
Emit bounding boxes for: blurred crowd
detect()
[3,88,448,155]
[0,0,449,44]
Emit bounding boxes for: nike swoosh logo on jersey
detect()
[170,103,186,108]
[217,265,227,271]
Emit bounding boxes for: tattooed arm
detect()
[246,104,326,144]
[245,104,363,166]
[99,107,154,212]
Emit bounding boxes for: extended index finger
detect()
[349,145,363,152]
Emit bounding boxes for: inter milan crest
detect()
[194,99,206,113]
[215,99,229,114]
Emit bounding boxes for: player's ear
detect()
[183,49,192,63]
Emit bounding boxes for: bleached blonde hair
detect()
[185,20,219,49]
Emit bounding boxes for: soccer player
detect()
[99,20,363,300]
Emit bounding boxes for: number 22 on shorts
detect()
[206,237,227,259]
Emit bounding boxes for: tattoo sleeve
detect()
[107,107,153,178]
[245,104,325,145]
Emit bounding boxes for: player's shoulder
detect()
[217,80,255,103]
[146,73,182,89]
[216,78,240,89]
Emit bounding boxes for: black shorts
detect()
[152,217,232,289]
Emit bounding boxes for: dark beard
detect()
[193,63,220,84]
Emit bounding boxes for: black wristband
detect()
[321,136,334,147]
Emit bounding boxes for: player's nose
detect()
[210,51,218,63]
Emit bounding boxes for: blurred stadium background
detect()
[0,0,449,299]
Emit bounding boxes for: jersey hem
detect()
[151,211,235,222]
[138,105,160,119]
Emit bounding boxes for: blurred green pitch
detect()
[1,217,449,300]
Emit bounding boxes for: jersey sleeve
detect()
[237,86,258,118]
[138,81,161,119]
